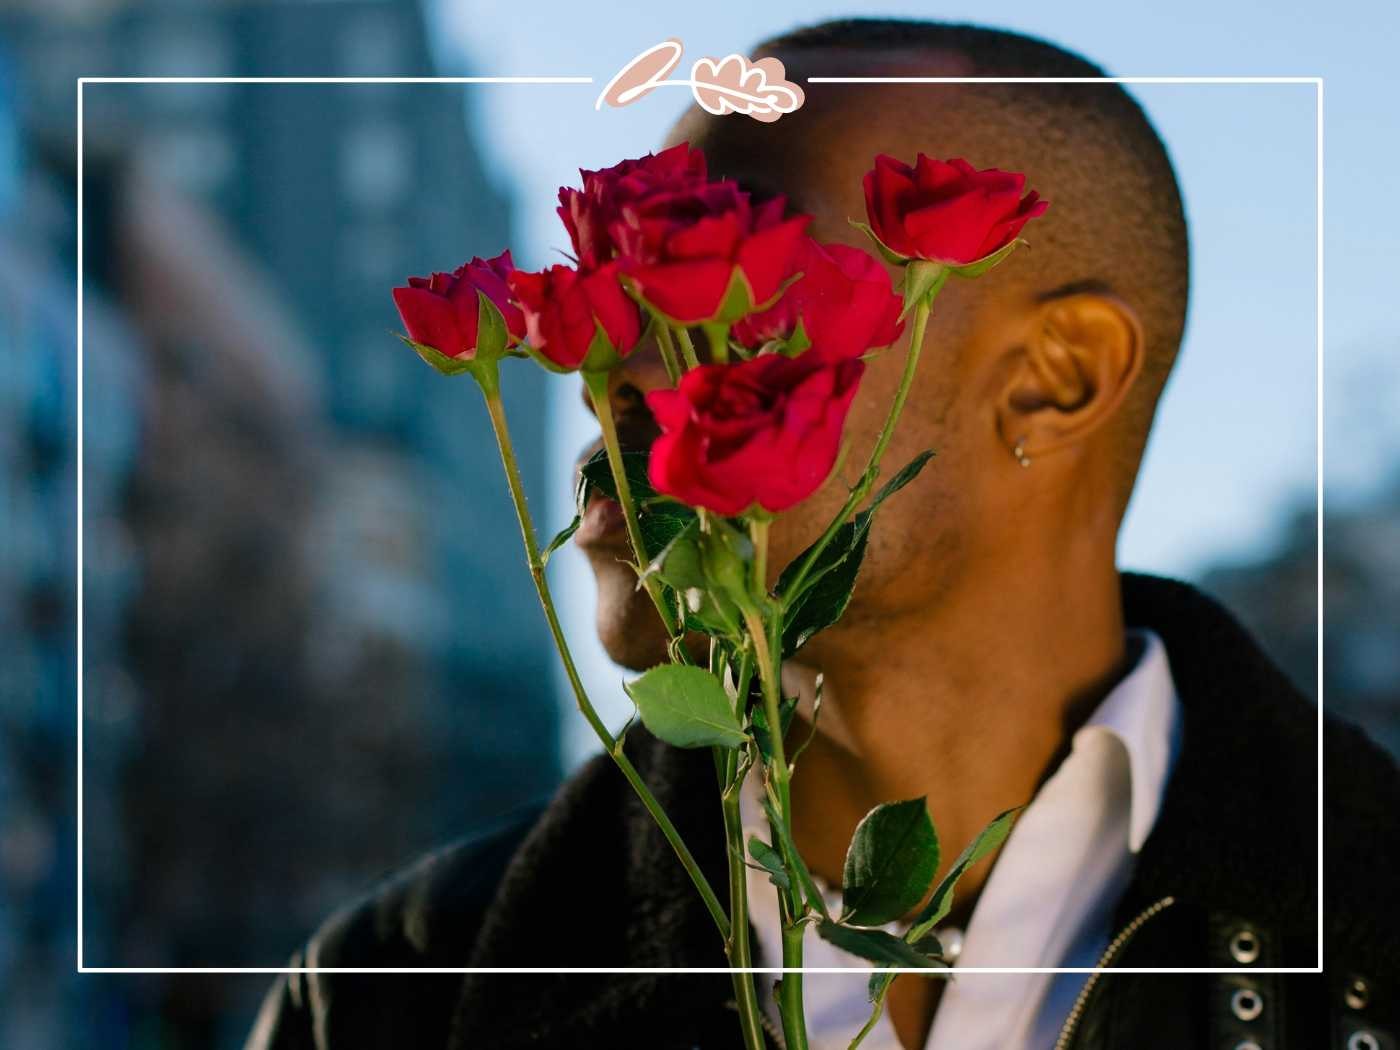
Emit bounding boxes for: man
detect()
[248,20,1400,1050]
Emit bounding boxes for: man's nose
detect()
[580,336,674,427]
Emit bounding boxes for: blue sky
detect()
[428,0,1399,757]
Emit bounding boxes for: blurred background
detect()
[0,0,1395,1046]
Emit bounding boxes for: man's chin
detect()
[588,558,672,671]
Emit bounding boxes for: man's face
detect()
[574,92,1032,670]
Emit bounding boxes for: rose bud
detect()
[557,143,710,270]
[645,353,864,516]
[392,250,524,373]
[860,154,1048,272]
[508,261,645,373]
[733,238,904,360]
[615,183,811,327]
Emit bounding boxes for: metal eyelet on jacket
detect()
[1345,976,1370,1011]
[1347,1032,1380,1050]
[1231,987,1264,1022]
[1234,1041,1263,1050]
[1229,927,1261,964]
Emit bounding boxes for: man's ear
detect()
[996,292,1144,461]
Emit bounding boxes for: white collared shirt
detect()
[740,629,1181,1050]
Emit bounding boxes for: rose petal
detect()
[626,259,735,324]
[736,215,810,305]
[393,285,468,358]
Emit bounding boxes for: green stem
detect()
[676,327,701,370]
[722,760,766,1050]
[867,278,940,476]
[848,978,892,1049]
[779,920,809,1050]
[710,640,729,787]
[704,323,730,365]
[751,515,769,598]
[653,323,683,386]
[706,639,765,1049]
[581,369,679,636]
[744,518,809,1050]
[744,529,788,786]
[475,362,727,940]
[780,289,938,604]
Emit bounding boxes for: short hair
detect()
[746,20,1190,503]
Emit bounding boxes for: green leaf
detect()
[398,334,475,376]
[624,664,747,750]
[542,515,580,566]
[644,520,705,590]
[781,317,812,358]
[681,585,745,638]
[868,970,895,1002]
[911,931,944,957]
[639,505,696,563]
[898,261,948,321]
[868,448,937,507]
[579,448,654,503]
[847,219,911,267]
[816,921,946,969]
[574,459,592,517]
[580,320,625,373]
[474,289,510,360]
[578,448,697,562]
[698,518,756,606]
[777,450,935,655]
[907,807,1020,941]
[715,267,755,324]
[520,339,578,375]
[644,521,745,638]
[746,835,790,890]
[750,694,799,762]
[948,237,1026,279]
[789,673,824,765]
[780,521,867,655]
[761,795,829,918]
[841,798,940,927]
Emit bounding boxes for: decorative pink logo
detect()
[597,39,805,124]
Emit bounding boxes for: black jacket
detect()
[246,575,1400,1050]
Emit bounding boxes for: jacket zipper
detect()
[1052,896,1176,1050]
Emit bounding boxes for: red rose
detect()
[619,189,811,326]
[558,143,709,270]
[392,250,524,360]
[862,155,1048,266]
[509,261,644,371]
[733,238,904,359]
[646,354,864,516]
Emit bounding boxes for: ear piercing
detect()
[1013,436,1032,468]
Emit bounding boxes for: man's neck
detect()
[781,557,1130,916]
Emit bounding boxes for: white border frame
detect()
[76,72,1321,980]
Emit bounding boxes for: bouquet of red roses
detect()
[393,143,1045,1049]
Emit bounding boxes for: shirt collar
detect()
[1075,628,1181,852]
[739,629,1181,887]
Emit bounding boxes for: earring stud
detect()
[1013,437,1032,468]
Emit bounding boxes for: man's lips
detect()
[574,438,631,551]
[575,494,629,550]
[573,411,660,553]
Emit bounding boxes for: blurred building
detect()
[1,1,561,1046]
[1203,481,1400,760]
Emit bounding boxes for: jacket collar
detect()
[449,711,735,1047]
[1112,574,1316,943]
